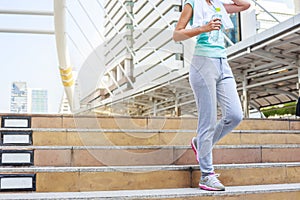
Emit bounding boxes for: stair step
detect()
[0,130,32,146]
[1,116,31,128]
[1,115,299,197]
[1,145,299,166]
[0,163,299,192]
[1,128,300,146]
[2,114,299,130]
[0,174,35,192]
[0,150,34,166]
[38,128,298,147]
[0,183,299,200]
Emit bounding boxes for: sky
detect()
[0,0,61,113]
[0,0,103,113]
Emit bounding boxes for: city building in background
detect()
[10,82,28,113]
[29,89,48,114]
[10,82,48,114]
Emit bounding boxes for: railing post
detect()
[242,72,249,118]
[54,0,77,111]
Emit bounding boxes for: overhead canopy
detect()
[227,14,300,109]
[85,14,300,117]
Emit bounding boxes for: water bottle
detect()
[208,7,222,44]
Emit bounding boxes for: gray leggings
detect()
[189,55,243,174]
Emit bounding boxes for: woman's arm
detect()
[223,0,251,14]
[173,4,222,42]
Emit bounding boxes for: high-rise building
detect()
[10,82,28,113]
[29,89,48,114]
[10,82,48,114]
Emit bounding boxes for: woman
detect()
[173,0,250,191]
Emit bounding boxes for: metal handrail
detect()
[250,0,280,23]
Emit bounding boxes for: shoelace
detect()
[210,173,221,184]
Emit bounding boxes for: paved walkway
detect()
[0,183,299,200]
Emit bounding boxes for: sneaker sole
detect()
[199,184,225,191]
[191,137,199,162]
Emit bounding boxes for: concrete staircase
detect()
[0,114,299,199]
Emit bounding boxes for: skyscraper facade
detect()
[29,89,48,113]
[10,82,28,113]
[10,82,48,114]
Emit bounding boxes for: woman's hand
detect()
[204,18,222,32]
[173,4,224,42]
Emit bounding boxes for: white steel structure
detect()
[80,0,193,116]
[54,0,76,111]
[78,0,300,117]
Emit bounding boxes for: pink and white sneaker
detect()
[199,173,225,191]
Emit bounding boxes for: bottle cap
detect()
[215,7,221,12]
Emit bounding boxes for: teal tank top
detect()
[184,0,227,58]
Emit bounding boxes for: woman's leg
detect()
[189,57,242,191]
[189,56,219,174]
[213,59,243,144]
